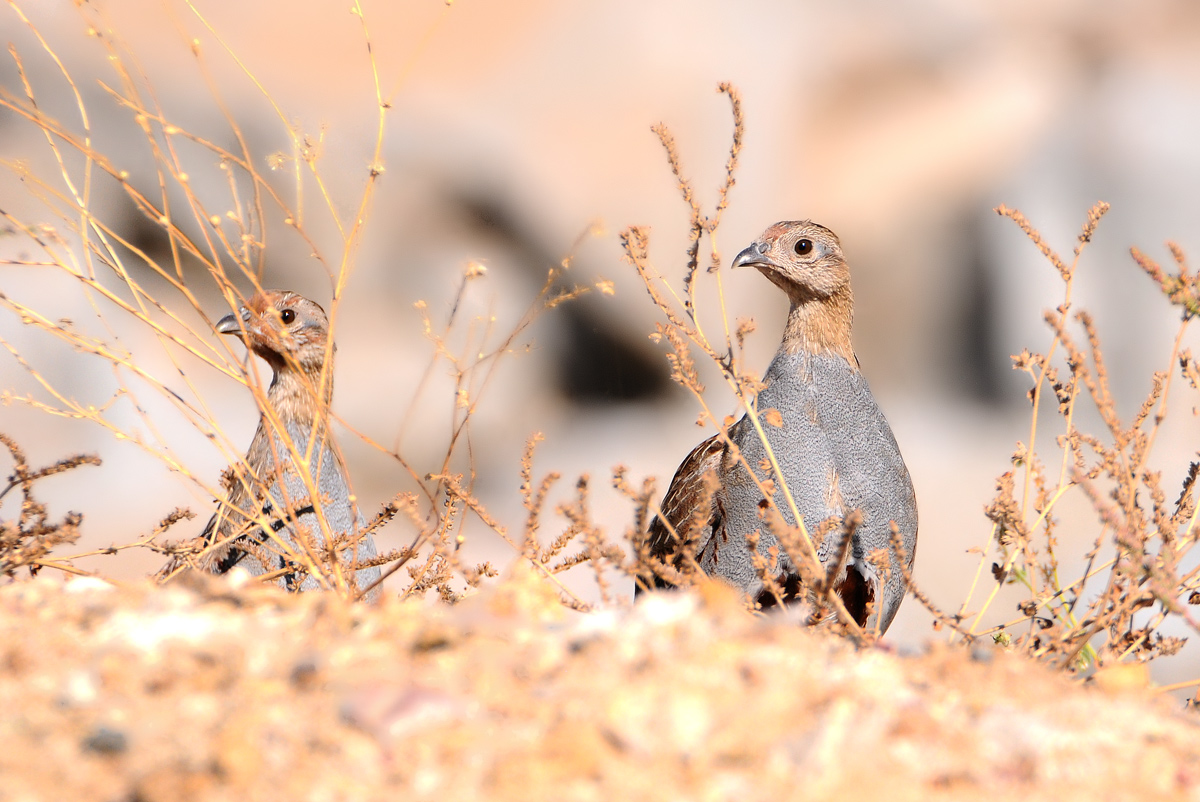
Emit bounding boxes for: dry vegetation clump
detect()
[941,204,1200,688]
[0,433,101,578]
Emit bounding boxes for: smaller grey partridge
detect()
[162,290,381,598]
[639,221,918,634]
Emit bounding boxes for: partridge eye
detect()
[280,309,296,325]
[794,238,814,256]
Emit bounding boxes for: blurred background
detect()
[2,0,1200,676]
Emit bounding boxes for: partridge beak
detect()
[216,307,251,336]
[731,241,772,270]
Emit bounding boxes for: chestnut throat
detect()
[265,364,334,432]
[779,285,856,365]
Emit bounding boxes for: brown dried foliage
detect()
[940,202,1200,695]
[0,433,99,578]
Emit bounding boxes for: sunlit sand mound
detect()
[1,572,1196,801]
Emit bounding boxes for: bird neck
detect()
[780,286,856,365]
[266,366,333,431]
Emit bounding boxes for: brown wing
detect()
[640,434,726,590]
[155,424,273,583]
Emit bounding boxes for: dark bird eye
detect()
[280,309,296,325]
[794,238,813,256]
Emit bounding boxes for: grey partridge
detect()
[639,221,917,634]
[163,290,382,598]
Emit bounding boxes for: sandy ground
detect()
[1,569,1198,801]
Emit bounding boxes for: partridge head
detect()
[216,291,334,421]
[731,221,855,362]
[732,221,849,299]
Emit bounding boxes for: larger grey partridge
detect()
[162,290,382,598]
[639,221,917,634]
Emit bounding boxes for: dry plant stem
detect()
[1010,208,1082,517]
[432,473,591,610]
[520,433,559,558]
[888,526,974,638]
[5,9,95,262]
[707,84,743,359]
[0,432,111,580]
[405,239,598,515]
[383,2,456,106]
[1153,677,1200,695]
[64,510,194,562]
[972,556,1118,638]
[955,524,999,627]
[352,494,433,599]
[367,228,604,602]
[558,476,619,605]
[179,0,370,245]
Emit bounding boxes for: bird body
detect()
[211,417,381,596]
[642,222,917,634]
[162,291,381,598]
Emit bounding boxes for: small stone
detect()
[290,659,320,689]
[82,726,127,755]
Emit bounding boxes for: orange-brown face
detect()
[216,290,331,374]
[731,221,850,300]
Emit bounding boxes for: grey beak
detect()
[731,241,771,270]
[216,306,250,335]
